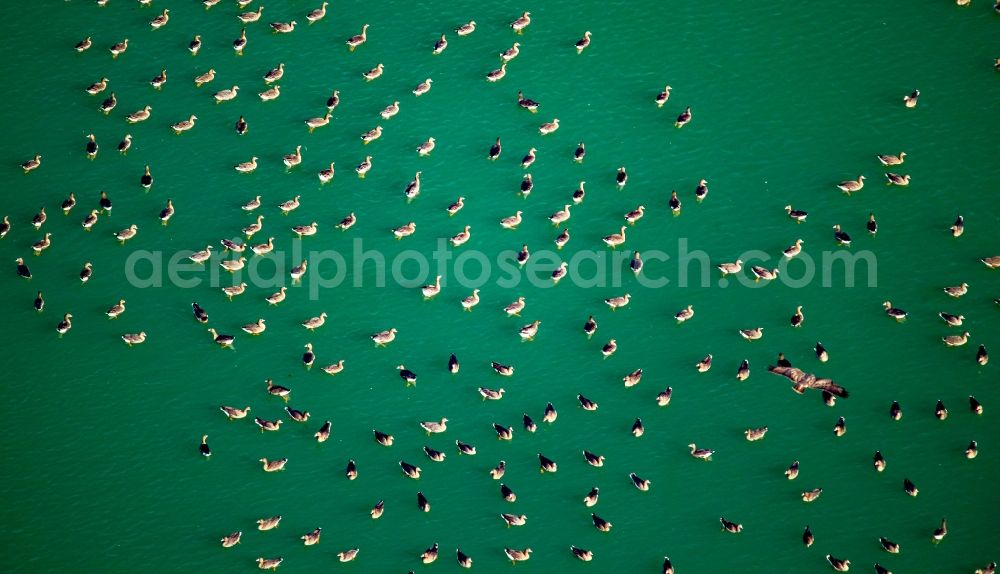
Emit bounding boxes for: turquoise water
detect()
[0,1,998,572]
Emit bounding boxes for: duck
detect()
[936,399,949,420]
[517,90,539,112]
[149,9,169,29]
[695,179,709,201]
[189,36,201,55]
[870,450,887,473]
[573,180,585,202]
[270,21,296,34]
[194,70,216,87]
[977,344,989,366]
[100,92,118,114]
[150,69,167,90]
[943,332,970,347]
[446,197,465,216]
[630,472,651,491]
[456,440,477,455]
[522,414,537,433]
[208,328,235,348]
[505,297,526,316]
[305,111,331,132]
[970,395,983,415]
[575,31,592,52]
[903,89,919,108]
[789,306,805,327]
[630,418,645,437]
[282,146,303,169]
[79,262,93,283]
[581,514,613,535]
[55,313,72,335]
[85,77,108,95]
[256,557,282,571]
[260,458,287,472]
[417,137,436,156]
[717,260,743,275]
[169,115,197,134]
[356,156,373,177]
[739,327,764,341]
[122,331,146,346]
[285,406,309,422]
[105,299,126,319]
[369,499,384,518]
[833,224,852,246]
[696,354,713,372]
[381,101,400,120]
[424,446,446,462]
[625,205,645,224]
[786,461,800,480]
[982,255,1000,269]
[80,209,101,231]
[603,226,627,248]
[256,515,282,530]
[801,487,822,502]
[517,244,530,266]
[501,43,521,63]
[241,319,266,336]
[885,172,910,186]
[219,405,250,420]
[944,282,969,298]
[421,542,439,563]
[276,195,302,215]
[413,78,433,96]
[242,215,264,238]
[31,233,52,256]
[519,320,541,340]
[265,287,287,305]
[607,294,631,311]
[549,204,572,226]
[259,85,281,101]
[399,460,422,479]
[337,549,359,563]
[32,291,44,312]
[656,85,672,107]
[492,361,514,376]
[158,199,174,225]
[114,224,138,244]
[832,416,847,436]
[326,90,340,110]
[669,190,682,214]
[946,214,964,238]
[373,429,394,446]
[826,555,850,572]
[109,38,129,58]
[346,24,369,50]
[214,86,239,103]
[583,450,605,467]
[0,216,9,238]
[938,312,965,327]
[551,261,569,283]
[879,536,900,554]
[486,63,507,82]
[539,119,560,135]
[689,443,714,460]
[675,106,692,127]
[499,211,524,230]
[746,427,768,441]
[500,513,527,527]
[317,163,335,184]
[460,289,480,311]
[302,312,327,330]
[189,245,213,264]
[931,518,947,542]
[126,105,152,123]
[371,328,397,346]
[420,418,448,434]
[345,459,357,479]
[393,222,416,239]
[883,301,907,321]
[451,225,471,247]
[720,517,743,533]
[966,440,978,459]
[656,387,673,406]
[238,6,263,24]
[432,35,448,54]
[837,175,865,195]
[785,204,807,222]
[877,152,905,166]
[220,531,241,548]
[75,36,92,52]
[415,492,433,513]
[363,64,384,81]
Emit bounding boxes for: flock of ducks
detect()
[6,1,998,573]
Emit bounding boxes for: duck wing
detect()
[807,378,849,398]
